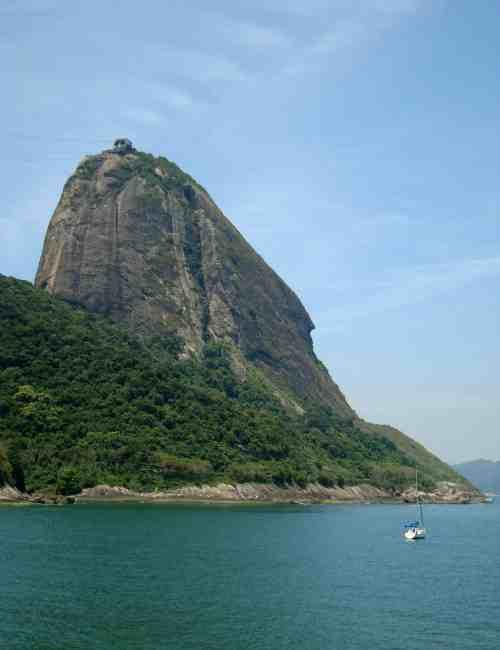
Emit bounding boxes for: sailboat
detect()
[403,469,426,540]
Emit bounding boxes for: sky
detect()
[1,0,499,464]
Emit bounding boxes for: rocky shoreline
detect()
[0,485,75,505]
[1,481,485,505]
[77,481,485,504]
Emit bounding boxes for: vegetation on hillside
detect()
[1,276,437,495]
[74,150,206,196]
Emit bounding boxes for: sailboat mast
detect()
[416,469,425,526]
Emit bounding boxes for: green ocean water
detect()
[1,500,499,649]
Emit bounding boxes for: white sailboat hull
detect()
[402,469,427,540]
[404,527,426,540]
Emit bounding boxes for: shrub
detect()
[56,466,84,495]
[228,462,272,483]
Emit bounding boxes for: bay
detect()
[1,500,499,649]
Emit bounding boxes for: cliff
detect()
[23,141,470,494]
[35,143,351,415]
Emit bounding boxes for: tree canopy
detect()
[0,275,421,494]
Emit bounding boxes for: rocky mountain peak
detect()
[35,142,353,415]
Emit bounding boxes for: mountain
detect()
[455,460,500,493]
[0,140,469,495]
[35,141,350,416]
[0,275,465,496]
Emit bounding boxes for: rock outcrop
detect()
[33,142,479,490]
[77,482,485,504]
[77,482,394,502]
[1,481,484,505]
[401,482,485,504]
[0,484,75,504]
[35,144,351,414]
[0,485,27,502]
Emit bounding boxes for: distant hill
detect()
[454,460,500,493]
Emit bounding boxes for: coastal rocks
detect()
[431,481,485,503]
[401,482,485,504]
[1,482,485,505]
[0,485,75,505]
[75,482,394,503]
[79,485,136,498]
[153,482,392,503]
[75,481,486,504]
[29,494,76,505]
[0,485,27,502]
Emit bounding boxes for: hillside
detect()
[0,276,463,495]
[455,460,500,493]
[0,140,472,497]
[35,141,351,415]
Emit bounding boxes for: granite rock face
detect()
[401,482,484,504]
[0,485,27,501]
[35,146,352,415]
[77,481,484,504]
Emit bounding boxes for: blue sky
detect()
[2,0,499,463]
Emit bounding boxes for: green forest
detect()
[0,275,429,495]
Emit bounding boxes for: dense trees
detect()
[0,276,417,494]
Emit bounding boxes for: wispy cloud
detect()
[308,19,369,56]
[283,0,425,77]
[320,256,500,328]
[151,47,249,85]
[147,83,196,111]
[122,107,165,126]
[369,0,421,14]
[246,0,423,18]
[218,18,293,50]
[0,0,59,16]
[136,2,426,105]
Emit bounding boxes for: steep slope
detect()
[1,275,433,494]
[455,459,500,493]
[35,143,350,415]
[32,141,466,489]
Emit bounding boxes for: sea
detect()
[1,499,499,649]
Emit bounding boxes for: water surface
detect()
[1,500,499,649]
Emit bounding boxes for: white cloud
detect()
[148,83,195,111]
[251,0,341,17]
[218,18,292,50]
[247,0,423,17]
[320,256,500,328]
[0,0,59,15]
[310,20,369,55]
[369,0,421,14]
[152,47,248,84]
[138,1,427,98]
[122,107,165,126]
[282,0,427,77]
